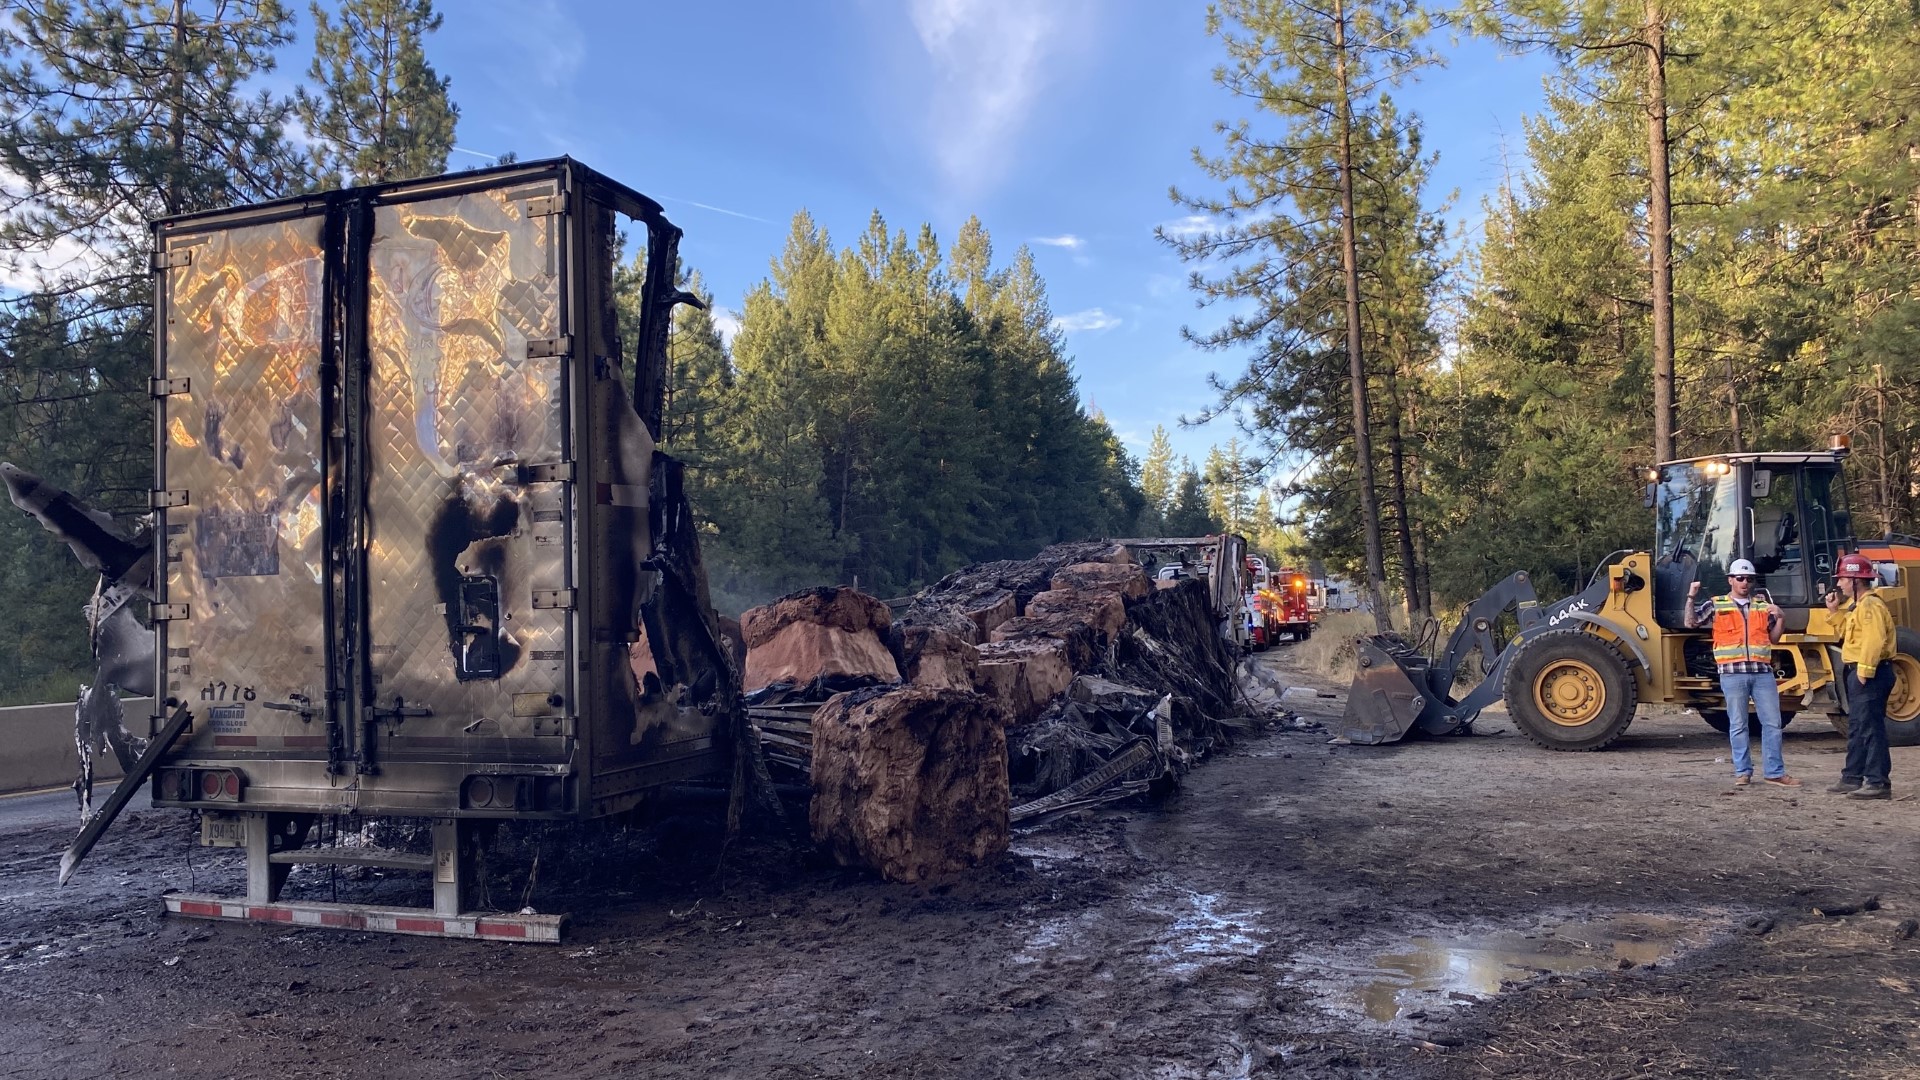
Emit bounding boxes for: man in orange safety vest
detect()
[1684,558,1799,789]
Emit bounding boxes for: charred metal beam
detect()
[60,703,193,885]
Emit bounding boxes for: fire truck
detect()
[1240,558,1314,646]
[1265,567,1315,642]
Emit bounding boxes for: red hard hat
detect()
[1836,553,1877,580]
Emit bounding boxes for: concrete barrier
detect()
[0,697,152,795]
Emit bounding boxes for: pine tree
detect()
[297,0,457,185]
[1139,425,1176,528]
[1165,460,1222,537]
[0,0,308,700]
[1169,0,1437,630]
[659,208,1148,609]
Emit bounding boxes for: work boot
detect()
[1848,784,1892,801]
[1827,778,1863,794]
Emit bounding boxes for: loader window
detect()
[1751,469,1807,605]
[1655,464,1740,581]
[1653,462,1741,627]
[1799,465,1852,590]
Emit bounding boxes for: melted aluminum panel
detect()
[160,215,328,737]
[364,183,571,741]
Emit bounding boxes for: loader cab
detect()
[1651,452,1855,629]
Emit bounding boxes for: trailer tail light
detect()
[155,767,244,803]
[463,774,566,812]
[198,769,243,802]
[156,767,189,801]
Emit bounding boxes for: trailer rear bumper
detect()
[163,893,567,943]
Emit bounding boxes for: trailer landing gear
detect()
[162,812,567,943]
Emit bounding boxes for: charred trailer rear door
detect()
[150,159,734,826]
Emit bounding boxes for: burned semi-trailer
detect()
[12,160,739,941]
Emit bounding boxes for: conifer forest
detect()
[5,0,1920,700]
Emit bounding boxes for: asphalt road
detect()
[0,781,149,833]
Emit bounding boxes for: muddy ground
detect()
[3,647,1918,1080]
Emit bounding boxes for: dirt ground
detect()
[3,646,1919,1080]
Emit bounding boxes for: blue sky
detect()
[348,1,1555,475]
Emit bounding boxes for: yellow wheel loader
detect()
[1342,445,1920,751]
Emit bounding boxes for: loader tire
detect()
[1819,630,1920,747]
[1503,629,1639,751]
[1886,628,1920,747]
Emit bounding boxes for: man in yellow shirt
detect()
[1825,553,1895,799]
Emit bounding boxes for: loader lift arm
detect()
[1339,570,1621,745]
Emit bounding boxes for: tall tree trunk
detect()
[1725,353,1742,452]
[1876,363,1893,536]
[1646,0,1677,464]
[1333,0,1392,632]
[167,0,185,216]
[1381,348,1423,621]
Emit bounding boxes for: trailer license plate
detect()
[201,812,246,848]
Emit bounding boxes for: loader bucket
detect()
[1340,638,1435,744]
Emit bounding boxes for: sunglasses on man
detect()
[1730,575,1753,581]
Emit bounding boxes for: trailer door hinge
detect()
[531,588,576,610]
[527,336,572,359]
[150,603,189,621]
[149,376,191,397]
[151,249,192,271]
[150,489,188,509]
[520,461,574,483]
[524,193,566,217]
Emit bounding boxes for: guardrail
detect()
[0,697,151,795]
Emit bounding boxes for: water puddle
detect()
[1146,891,1267,977]
[1015,888,1268,980]
[1294,911,1732,1028]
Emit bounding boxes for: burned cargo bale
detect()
[896,540,1134,644]
[881,541,1241,806]
[974,636,1077,724]
[1049,560,1152,601]
[989,611,1100,671]
[741,587,901,693]
[1110,577,1237,735]
[743,586,894,644]
[809,686,1010,883]
[893,587,1012,645]
[1022,587,1127,644]
[897,625,979,691]
[1007,698,1148,795]
[1068,674,1158,713]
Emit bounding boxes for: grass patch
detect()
[1293,610,1380,684]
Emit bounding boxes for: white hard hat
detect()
[1729,559,1758,576]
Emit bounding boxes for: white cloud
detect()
[908,0,1088,196]
[0,169,113,292]
[1158,214,1219,239]
[485,0,583,89]
[1033,234,1085,250]
[711,306,743,348]
[1051,307,1121,334]
[661,196,775,225]
[0,232,104,293]
[1146,272,1183,300]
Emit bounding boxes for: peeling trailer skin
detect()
[144,160,735,940]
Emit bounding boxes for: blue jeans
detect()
[1720,671,1785,779]
[1844,666,1894,786]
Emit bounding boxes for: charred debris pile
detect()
[740,541,1299,883]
